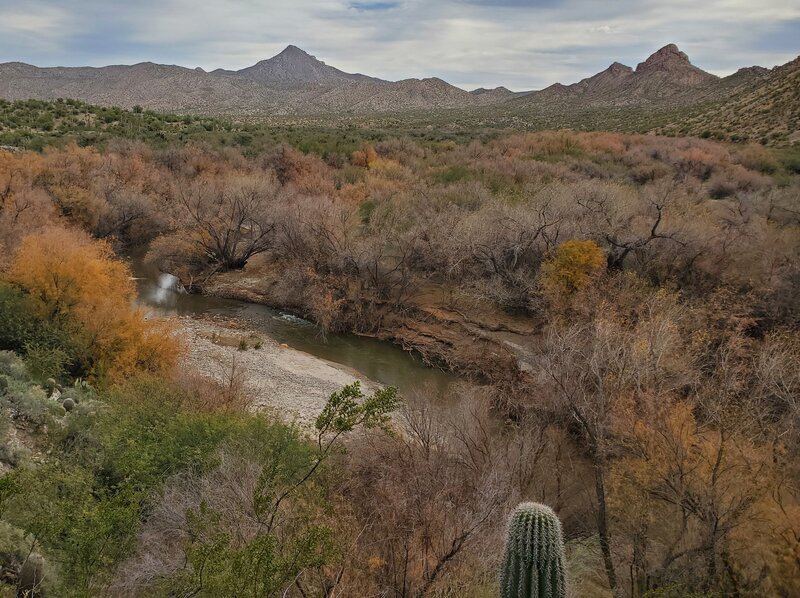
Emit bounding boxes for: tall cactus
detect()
[500,502,567,598]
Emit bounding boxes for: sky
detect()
[0,0,798,91]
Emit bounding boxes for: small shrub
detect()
[24,346,71,382]
[358,200,376,224]
[4,386,59,430]
[735,144,779,174]
[0,522,48,595]
[708,175,737,199]
[0,351,29,383]
[432,165,471,184]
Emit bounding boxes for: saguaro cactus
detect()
[500,502,566,598]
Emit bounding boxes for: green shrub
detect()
[0,351,29,383]
[2,386,57,430]
[0,521,49,596]
[0,417,23,467]
[358,199,377,223]
[433,164,471,184]
[0,285,78,381]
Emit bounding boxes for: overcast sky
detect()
[0,0,798,90]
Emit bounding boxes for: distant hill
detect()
[517,44,764,109]
[0,61,277,115]
[0,46,487,115]
[0,44,797,145]
[657,57,800,144]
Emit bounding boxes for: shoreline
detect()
[200,267,527,385]
[173,314,379,426]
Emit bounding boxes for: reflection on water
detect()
[129,256,456,396]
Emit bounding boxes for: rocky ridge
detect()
[0,44,796,119]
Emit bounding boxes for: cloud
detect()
[0,0,797,90]
[588,25,616,34]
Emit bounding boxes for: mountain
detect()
[0,61,277,114]
[633,43,718,88]
[657,57,800,144]
[215,45,384,86]
[522,44,723,107]
[0,46,481,115]
[535,61,633,100]
[470,86,519,103]
[0,43,796,135]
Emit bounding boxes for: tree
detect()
[538,239,605,313]
[610,400,779,595]
[540,276,692,596]
[157,174,282,273]
[6,227,179,379]
[343,392,551,597]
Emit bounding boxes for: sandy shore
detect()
[175,315,378,426]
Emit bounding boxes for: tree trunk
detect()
[594,461,619,596]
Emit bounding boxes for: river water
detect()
[130,258,456,396]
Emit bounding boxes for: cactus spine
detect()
[500,502,566,598]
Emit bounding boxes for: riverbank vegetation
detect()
[1,125,799,596]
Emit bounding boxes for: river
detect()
[130,257,456,397]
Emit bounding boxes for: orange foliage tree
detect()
[7,227,180,380]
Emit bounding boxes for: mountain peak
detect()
[277,45,313,59]
[637,44,692,72]
[233,44,382,86]
[258,45,322,68]
[607,62,633,74]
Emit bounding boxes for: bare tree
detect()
[342,388,550,597]
[173,174,282,271]
[540,282,693,596]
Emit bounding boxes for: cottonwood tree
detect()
[456,196,564,310]
[7,227,179,379]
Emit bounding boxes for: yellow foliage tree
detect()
[609,400,794,594]
[539,239,606,310]
[7,227,180,380]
